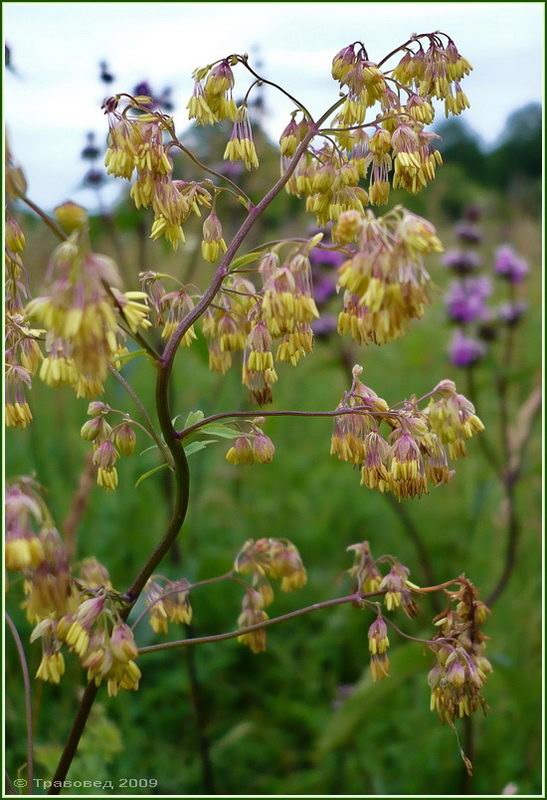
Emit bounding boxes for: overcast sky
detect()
[4,2,544,209]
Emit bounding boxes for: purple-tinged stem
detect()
[177,406,398,439]
[138,591,376,655]
[6,613,34,793]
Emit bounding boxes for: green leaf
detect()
[135,462,170,488]
[316,642,426,754]
[139,444,159,456]
[200,422,241,439]
[183,440,214,456]
[229,250,266,271]
[184,410,205,428]
[115,348,147,365]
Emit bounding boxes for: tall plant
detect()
[6,31,491,793]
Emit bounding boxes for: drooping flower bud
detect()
[54,202,89,233]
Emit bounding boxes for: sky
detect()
[4,2,544,209]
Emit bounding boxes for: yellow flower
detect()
[36,652,65,684]
[5,401,33,429]
[5,534,44,571]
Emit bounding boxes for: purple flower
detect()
[215,160,244,179]
[313,274,337,305]
[309,245,346,269]
[455,222,482,245]
[134,80,153,98]
[83,168,106,188]
[448,330,486,367]
[463,205,482,223]
[494,245,529,283]
[312,315,337,339]
[445,277,491,324]
[442,249,482,273]
[497,300,527,326]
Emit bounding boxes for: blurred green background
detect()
[6,105,542,796]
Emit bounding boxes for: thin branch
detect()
[62,451,96,562]
[5,771,18,795]
[485,484,519,607]
[138,591,377,654]
[235,55,314,121]
[183,629,216,792]
[167,135,251,207]
[19,194,67,241]
[508,378,542,478]
[177,406,398,439]
[48,683,100,794]
[464,367,501,473]
[130,572,234,631]
[6,613,34,793]
[108,366,173,468]
[383,494,440,612]
[103,283,162,362]
[484,290,527,607]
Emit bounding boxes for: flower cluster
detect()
[346,541,491,726]
[281,35,470,211]
[335,207,442,345]
[182,34,470,231]
[187,60,237,126]
[331,366,484,498]
[5,479,140,695]
[442,207,529,368]
[140,271,198,348]
[137,538,306,653]
[136,208,443,411]
[6,479,48,573]
[391,35,472,117]
[140,238,320,404]
[23,215,151,400]
[144,579,192,634]
[80,401,139,491]
[186,58,261,171]
[368,615,390,681]
[428,581,492,724]
[5,216,42,428]
[104,95,214,249]
[347,540,418,618]
[225,419,275,465]
[236,589,269,654]
[234,539,307,651]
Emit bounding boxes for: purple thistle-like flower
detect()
[442,249,482,274]
[313,274,337,305]
[83,168,107,188]
[309,245,346,269]
[497,300,527,326]
[463,205,482,223]
[494,245,529,283]
[448,330,486,367]
[445,277,491,324]
[455,221,482,245]
[312,315,337,339]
